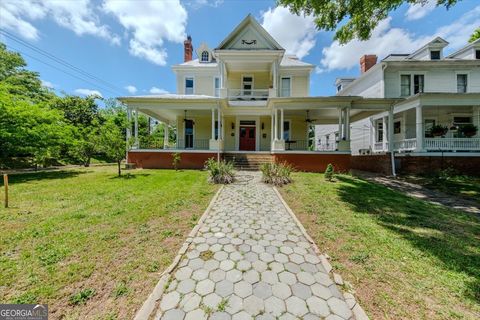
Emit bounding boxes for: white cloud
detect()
[261,6,318,59]
[149,87,169,94]
[41,80,55,89]
[319,6,480,72]
[103,0,187,66]
[189,0,224,9]
[405,0,436,21]
[74,88,103,97]
[124,85,137,94]
[0,0,120,44]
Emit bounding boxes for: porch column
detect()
[280,108,284,140]
[126,107,132,145]
[338,108,343,140]
[474,106,480,137]
[370,117,375,151]
[382,116,387,151]
[270,111,274,145]
[217,107,221,141]
[134,108,139,148]
[274,108,278,141]
[345,108,351,140]
[221,114,225,140]
[163,124,169,149]
[415,105,424,151]
[211,108,215,140]
[388,108,394,153]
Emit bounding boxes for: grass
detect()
[280,172,480,320]
[404,174,480,204]
[0,166,218,319]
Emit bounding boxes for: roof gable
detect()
[216,14,283,51]
[407,36,449,59]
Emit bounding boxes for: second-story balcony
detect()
[227,88,270,101]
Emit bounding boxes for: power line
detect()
[5,43,123,97]
[0,28,125,96]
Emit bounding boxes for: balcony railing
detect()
[393,138,417,151]
[425,138,480,151]
[228,89,269,101]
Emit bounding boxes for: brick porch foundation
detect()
[127,151,217,169]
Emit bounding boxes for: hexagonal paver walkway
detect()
[154,172,355,320]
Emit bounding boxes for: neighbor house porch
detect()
[371,93,480,153]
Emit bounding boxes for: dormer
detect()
[446,38,480,60]
[196,43,214,63]
[335,78,356,93]
[407,37,449,60]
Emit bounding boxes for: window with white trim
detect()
[280,77,291,97]
[185,77,194,95]
[400,75,411,96]
[430,50,440,60]
[201,51,209,62]
[376,122,383,142]
[413,74,424,94]
[214,77,220,97]
[457,74,467,93]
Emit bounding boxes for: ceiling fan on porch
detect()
[183,110,195,125]
[305,110,317,123]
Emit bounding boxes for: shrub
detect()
[204,158,235,184]
[69,288,95,305]
[172,152,181,170]
[324,163,334,181]
[458,124,478,137]
[261,162,293,186]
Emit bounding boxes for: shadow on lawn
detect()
[2,170,88,185]
[109,173,151,180]
[336,175,480,303]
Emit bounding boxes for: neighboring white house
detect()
[330,37,480,155]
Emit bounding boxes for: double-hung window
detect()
[457,74,467,93]
[280,77,291,97]
[185,77,194,95]
[214,77,220,97]
[400,75,411,96]
[413,75,424,94]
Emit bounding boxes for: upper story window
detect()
[413,75,424,94]
[336,85,342,92]
[185,77,194,95]
[476,50,480,59]
[214,77,220,97]
[201,51,209,62]
[430,50,441,60]
[281,77,291,97]
[400,75,411,96]
[457,74,467,93]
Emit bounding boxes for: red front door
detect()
[239,126,256,151]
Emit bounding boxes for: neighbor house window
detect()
[215,121,219,140]
[413,75,424,94]
[457,74,467,93]
[394,121,401,134]
[242,75,253,95]
[377,122,383,142]
[280,77,291,97]
[214,77,220,97]
[476,50,480,59]
[283,121,290,140]
[201,51,209,62]
[400,75,411,96]
[336,85,342,92]
[185,77,194,95]
[430,50,440,60]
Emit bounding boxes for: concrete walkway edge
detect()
[134,185,225,320]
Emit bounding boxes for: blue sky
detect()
[1,0,479,99]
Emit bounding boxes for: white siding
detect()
[338,66,383,97]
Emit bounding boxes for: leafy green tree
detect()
[49,95,101,128]
[0,43,53,102]
[0,83,73,168]
[469,27,480,43]
[99,119,128,176]
[278,0,460,43]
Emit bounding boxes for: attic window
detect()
[430,50,440,60]
[201,51,209,62]
[476,50,480,59]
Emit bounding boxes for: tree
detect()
[278,0,460,44]
[99,119,128,176]
[324,163,334,181]
[469,27,480,43]
[49,95,101,128]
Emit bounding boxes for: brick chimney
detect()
[360,54,377,73]
[184,35,193,62]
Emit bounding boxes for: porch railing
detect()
[373,142,387,152]
[227,89,269,101]
[173,139,210,150]
[393,138,417,152]
[425,138,480,151]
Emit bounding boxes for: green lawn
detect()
[0,166,218,319]
[404,174,480,204]
[280,172,480,320]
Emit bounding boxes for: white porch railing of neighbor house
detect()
[373,142,388,152]
[424,138,480,151]
[393,138,417,151]
[228,89,269,101]
[315,142,337,151]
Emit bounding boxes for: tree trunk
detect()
[117,160,121,176]
[84,157,91,167]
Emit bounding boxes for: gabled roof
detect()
[446,38,480,59]
[215,14,284,51]
[280,55,314,68]
[407,36,449,59]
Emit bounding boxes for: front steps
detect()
[223,153,274,171]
